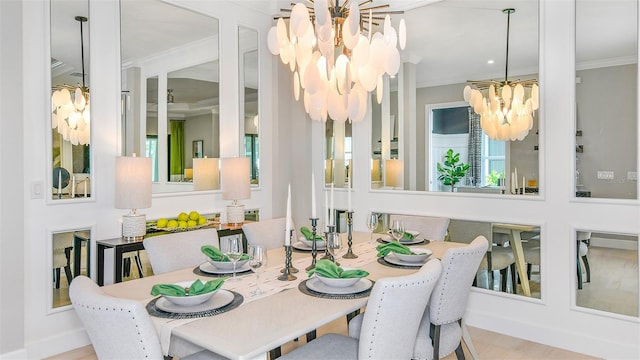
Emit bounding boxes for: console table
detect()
[96,223,246,286]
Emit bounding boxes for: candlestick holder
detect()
[281,229,299,274]
[278,245,297,281]
[305,217,320,271]
[322,225,335,260]
[343,211,357,259]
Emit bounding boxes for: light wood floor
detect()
[46,320,601,360]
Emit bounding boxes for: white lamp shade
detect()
[115,156,152,210]
[193,157,220,191]
[221,157,251,201]
[384,159,403,188]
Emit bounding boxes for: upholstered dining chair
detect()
[576,231,591,289]
[389,214,450,241]
[279,259,443,360]
[52,232,73,289]
[69,276,224,360]
[242,217,298,250]
[143,228,219,274]
[413,236,489,360]
[447,219,516,293]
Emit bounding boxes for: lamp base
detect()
[122,213,146,241]
[226,205,245,225]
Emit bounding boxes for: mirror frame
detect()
[238,26,260,187]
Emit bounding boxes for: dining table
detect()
[100,230,466,360]
[491,223,540,297]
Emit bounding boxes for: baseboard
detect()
[24,328,90,359]
[0,349,28,360]
[464,308,639,359]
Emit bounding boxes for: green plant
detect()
[437,149,470,192]
[486,170,503,186]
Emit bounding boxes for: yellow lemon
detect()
[156,218,168,228]
[178,220,188,228]
[177,212,189,221]
[189,211,200,221]
[167,219,178,228]
[197,216,207,225]
[187,220,197,227]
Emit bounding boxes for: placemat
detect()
[376,257,422,269]
[298,279,374,299]
[192,266,252,278]
[376,238,430,246]
[146,291,243,319]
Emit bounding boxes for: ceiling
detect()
[51,0,637,100]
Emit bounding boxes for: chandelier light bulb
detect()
[268,0,405,123]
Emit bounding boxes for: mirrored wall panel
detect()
[575,0,638,200]
[370,213,542,298]
[370,1,539,194]
[325,118,353,188]
[121,0,220,193]
[239,27,259,186]
[51,0,91,200]
[575,230,638,317]
[51,228,91,309]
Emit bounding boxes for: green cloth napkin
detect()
[376,241,416,257]
[307,259,369,278]
[201,245,249,261]
[300,226,323,241]
[402,232,415,240]
[151,278,225,297]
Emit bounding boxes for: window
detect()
[145,135,158,182]
[482,136,506,186]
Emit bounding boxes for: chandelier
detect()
[463,8,539,141]
[267,0,406,123]
[51,16,90,146]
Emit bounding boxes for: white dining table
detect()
[101,231,464,360]
[491,223,540,297]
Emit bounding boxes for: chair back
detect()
[447,219,492,244]
[69,276,163,359]
[242,218,297,250]
[429,236,489,326]
[389,214,450,241]
[358,259,442,359]
[143,228,219,274]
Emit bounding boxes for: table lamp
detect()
[221,157,250,225]
[193,157,219,190]
[385,159,403,189]
[115,155,152,240]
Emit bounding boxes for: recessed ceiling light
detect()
[487,60,495,64]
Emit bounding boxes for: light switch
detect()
[31,181,43,199]
[597,171,614,180]
[628,171,637,181]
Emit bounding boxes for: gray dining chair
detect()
[69,276,225,360]
[413,235,489,360]
[242,217,298,250]
[143,228,219,274]
[389,214,450,241]
[280,259,443,360]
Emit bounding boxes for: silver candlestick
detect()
[343,211,357,259]
[281,229,299,274]
[305,217,320,271]
[278,245,297,281]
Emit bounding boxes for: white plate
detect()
[383,253,426,267]
[380,231,424,245]
[292,241,326,251]
[155,289,234,313]
[392,247,433,263]
[199,262,252,274]
[306,277,373,295]
[299,236,327,247]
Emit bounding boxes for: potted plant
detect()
[437,149,470,192]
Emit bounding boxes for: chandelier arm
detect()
[503,8,514,84]
[75,16,88,90]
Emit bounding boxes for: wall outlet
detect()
[597,171,614,180]
[628,171,637,181]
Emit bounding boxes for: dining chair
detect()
[413,235,489,360]
[280,259,443,360]
[447,219,516,293]
[52,233,73,289]
[576,231,591,289]
[69,275,225,360]
[143,228,219,274]
[389,214,450,241]
[242,217,297,250]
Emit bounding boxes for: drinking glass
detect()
[326,232,342,263]
[391,220,405,242]
[366,212,378,244]
[248,245,267,296]
[223,237,243,282]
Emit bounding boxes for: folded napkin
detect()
[376,241,415,257]
[307,259,369,279]
[151,279,225,297]
[402,232,415,240]
[300,226,323,241]
[201,245,249,261]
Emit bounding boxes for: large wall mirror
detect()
[371,1,539,194]
[120,0,220,193]
[325,118,353,188]
[50,0,92,201]
[575,0,638,200]
[239,27,260,186]
[575,230,638,317]
[49,228,91,310]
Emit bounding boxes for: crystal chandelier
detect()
[268,0,406,123]
[51,16,90,146]
[463,8,539,141]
